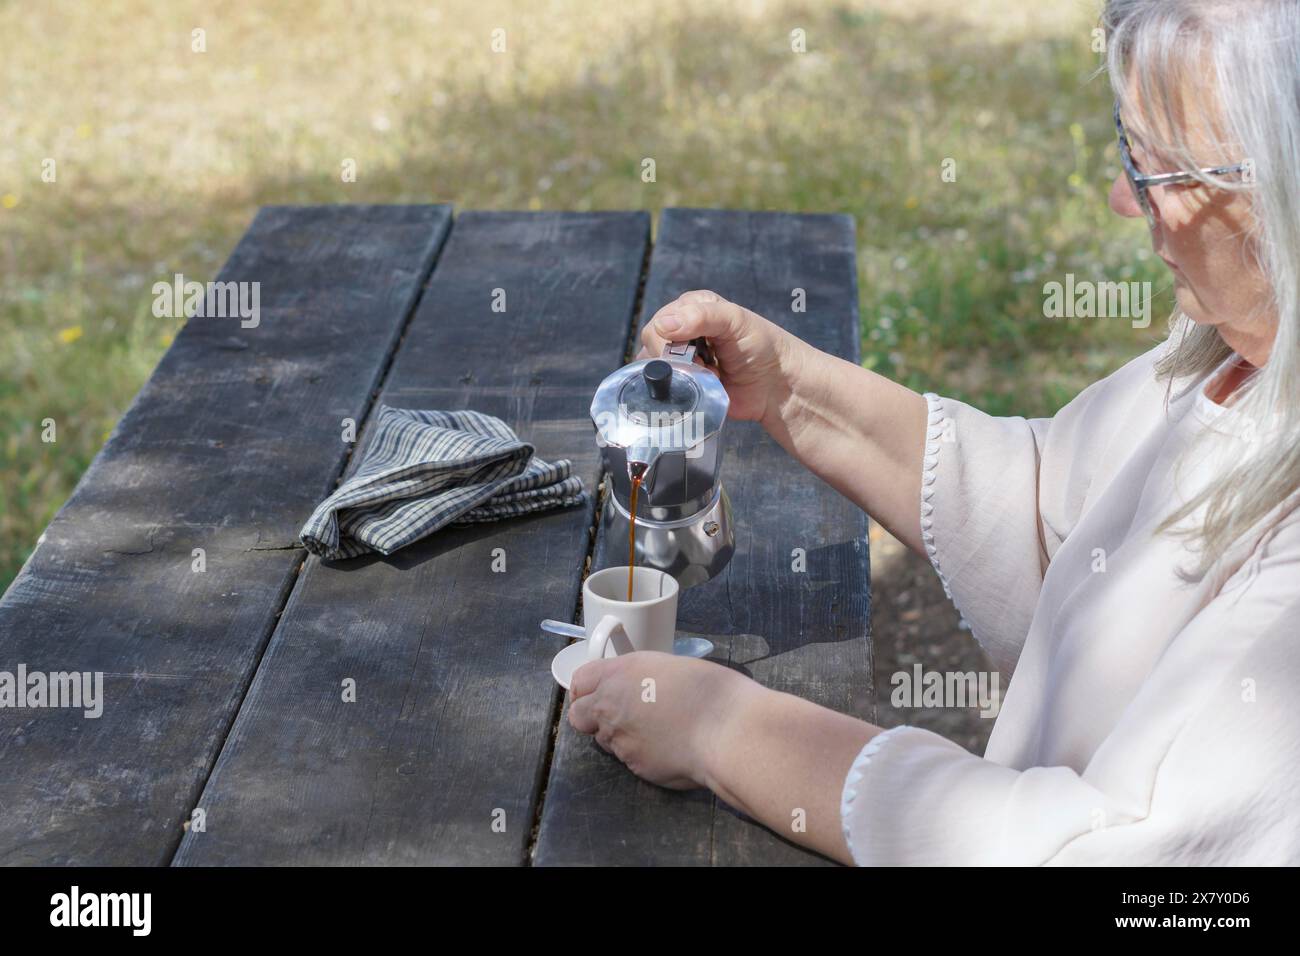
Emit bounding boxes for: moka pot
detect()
[589,338,735,588]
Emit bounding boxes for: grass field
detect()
[0,0,1171,592]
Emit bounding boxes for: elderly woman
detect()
[567,0,1300,865]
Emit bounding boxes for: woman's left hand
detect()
[568,651,750,790]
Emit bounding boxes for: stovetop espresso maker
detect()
[590,338,734,588]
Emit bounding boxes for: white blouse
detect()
[841,342,1300,865]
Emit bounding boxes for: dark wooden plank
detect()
[172,211,649,866]
[0,205,452,865]
[533,208,871,866]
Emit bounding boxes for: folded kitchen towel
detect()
[300,405,586,561]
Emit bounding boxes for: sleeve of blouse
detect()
[920,347,1161,677]
[842,514,1300,866]
[919,392,1051,677]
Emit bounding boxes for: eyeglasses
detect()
[1113,101,1251,231]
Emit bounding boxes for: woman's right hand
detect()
[636,291,802,425]
[640,291,929,559]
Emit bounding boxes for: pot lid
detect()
[590,341,729,453]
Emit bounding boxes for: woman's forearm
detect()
[699,676,881,865]
[764,336,929,555]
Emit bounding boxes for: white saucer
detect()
[550,636,716,689]
[551,641,595,690]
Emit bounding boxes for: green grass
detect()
[0,0,1171,591]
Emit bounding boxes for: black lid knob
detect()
[643,360,672,401]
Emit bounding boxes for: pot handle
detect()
[663,337,716,367]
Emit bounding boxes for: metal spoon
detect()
[539,619,715,659]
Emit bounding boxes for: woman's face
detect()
[1108,90,1276,365]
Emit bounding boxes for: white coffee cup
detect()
[583,566,679,661]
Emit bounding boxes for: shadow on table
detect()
[317,503,591,574]
[673,536,869,677]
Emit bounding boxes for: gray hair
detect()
[1103,0,1300,573]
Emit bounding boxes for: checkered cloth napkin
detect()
[300,405,587,561]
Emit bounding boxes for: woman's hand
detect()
[639,292,928,556]
[568,647,878,865]
[567,651,756,790]
[636,290,805,425]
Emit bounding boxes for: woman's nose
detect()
[1109,173,1143,219]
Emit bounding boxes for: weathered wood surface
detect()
[8,205,871,866]
[173,212,650,865]
[533,208,871,866]
[0,205,452,865]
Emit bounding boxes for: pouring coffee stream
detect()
[627,462,645,601]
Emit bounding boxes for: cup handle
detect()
[587,615,630,661]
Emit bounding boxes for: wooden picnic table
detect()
[0,206,872,866]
